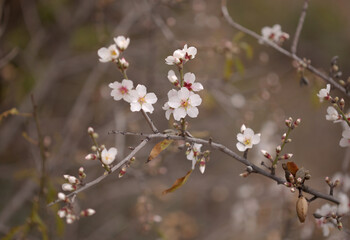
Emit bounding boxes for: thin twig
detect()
[291,0,309,54]
[48,131,340,206]
[141,109,159,133]
[221,0,349,97]
[47,137,150,207]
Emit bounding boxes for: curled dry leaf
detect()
[162,170,193,195]
[286,161,299,176]
[147,139,174,162]
[296,196,308,223]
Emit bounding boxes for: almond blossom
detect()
[109,79,134,102]
[114,36,130,51]
[163,90,177,120]
[260,24,289,44]
[339,128,350,147]
[165,44,197,65]
[315,204,337,237]
[97,44,119,62]
[236,124,261,152]
[182,44,197,60]
[317,84,331,102]
[167,87,202,121]
[167,70,179,86]
[326,106,340,122]
[101,147,117,165]
[187,143,202,169]
[183,73,203,92]
[129,85,158,113]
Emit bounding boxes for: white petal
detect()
[187,150,194,160]
[236,142,247,152]
[128,90,139,102]
[98,47,110,59]
[340,138,350,147]
[173,107,187,121]
[184,72,195,84]
[130,102,141,112]
[178,87,190,100]
[109,81,121,89]
[145,93,158,104]
[167,89,178,98]
[189,94,202,107]
[108,147,118,158]
[142,103,154,113]
[243,128,254,138]
[186,106,199,118]
[192,82,203,91]
[111,89,123,101]
[136,85,147,97]
[168,70,178,83]
[251,134,261,144]
[191,159,196,169]
[168,96,181,108]
[342,129,350,139]
[237,133,244,142]
[122,79,134,89]
[165,109,172,120]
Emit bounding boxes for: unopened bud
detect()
[199,158,206,174]
[91,146,97,152]
[284,182,292,187]
[58,192,66,201]
[87,127,94,134]
[334,179,340,187]
[81,208,96,217]
[261,150,272,160]
[239,171,249,178]
[68,176,78,184]
[337,221,343,230]
[130,157,136,162]
[339,80,346,86]
[279,153,293,160]
[285,119,292,128]
[119,58,129,69]
[285,139,292,143]
[282,133,286,140]
[276,146,281,153]
[85,153,97,160]
[92,133,99,139]
[290,187,296,193]
[325,176,331,184]
[119,167,127,178]
[289,173,295,183]
[247,166,253,173]
[339,98,345,109]
[294,118,301,127]
[62,183,75,191]
[296,177,303,183]
[100,144,105,150]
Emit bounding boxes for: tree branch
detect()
[291,0,309,54]
[48,130,340,206]
[221,0,348,97]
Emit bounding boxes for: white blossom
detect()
[332,172,350,192]
[101,147,117,165]
[182,44,197,60]
[165,44,197,65]
[326,106,340,122]
[109,79,134,102]
[339,128,350,147]
[317,84,331,102]
[167,87,202,121]
[236,125,261,152]
[97,44,119,62]
[57,209,66,218]
[187,143,202,169]
[337,192,349,215]
[62,183,74,191]
[183,72,203,92]
[167,70,179,85]
[315,204,337,237]
[260,24,289,44]
[129,85,158,113]
[114,36,130,51]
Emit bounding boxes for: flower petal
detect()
[173,107,187,121]
[186,106,199,118]
[145,93,158,104]
[136,84,147,97]
[130,102,141,112]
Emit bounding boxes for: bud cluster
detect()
[282,163,311,193]
[61,167,86,192]
[185,143,210,174]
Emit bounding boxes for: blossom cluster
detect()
[98,35,158,114]
[163,45,203,121]
[260,24,289,45]
[317,84,350,147]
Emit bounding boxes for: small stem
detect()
[271,127,292,174]
[291,0,309,54]
[243,149,249,159]
[141,109,159,133]
[31,95,47,201]
[179,64,184,87]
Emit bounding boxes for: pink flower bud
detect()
[290,187,296,193]
[294,118,301,126]
[261,150,272,160]
[68,176,78,184]
[81,208,96,217]
[119,167,127,178]
[239,171,249,178]
[58,192,66,201]
[62,183,75,191]
[85,153,97,160]
[276,146,281,153]
[199,158,206,174]
[88,127,94,134]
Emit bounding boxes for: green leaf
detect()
[239,42,253,59]
[234,58,245,76]
[1,225,25,240]
[223,56,233,81]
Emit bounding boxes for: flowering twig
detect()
[221,0,348,97]
[291,0,309,54]
[46,130,340,206]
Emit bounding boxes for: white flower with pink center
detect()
[129,85,158,113]
[183,72,203,92]
[101,147,117,165]
[163,89,177,120]
[326,106,340,122]
[339,128,350,147]
[167,87,202,121]
[182,44,197,60]
[315,203,337,237]
[260,24,289,44]
[187,143,202,169]
[109,79,134,102]
[165,49,185,65]
[98,44,120,62]
[114,36,130,51]
[236,125,261,152]
[317,84,331,102]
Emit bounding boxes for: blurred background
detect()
[1,0,350,239]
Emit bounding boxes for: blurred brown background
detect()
[1,0,350,239]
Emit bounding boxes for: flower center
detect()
[111,50,118,56]
[138,97,146,104]
[184,82,192,91]
[181,100,189,108]
[244,138,251,145]
[269,33,275,40]
[119,86,128,94]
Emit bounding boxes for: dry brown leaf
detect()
[147,139,174,162]
[286,161,299,176]
[162,170,193,195]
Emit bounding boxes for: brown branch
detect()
[141,109,159,133]
[48,130,340,206]
[221,0,349,97]
[47,137,150,207]
[291,0,309,54]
